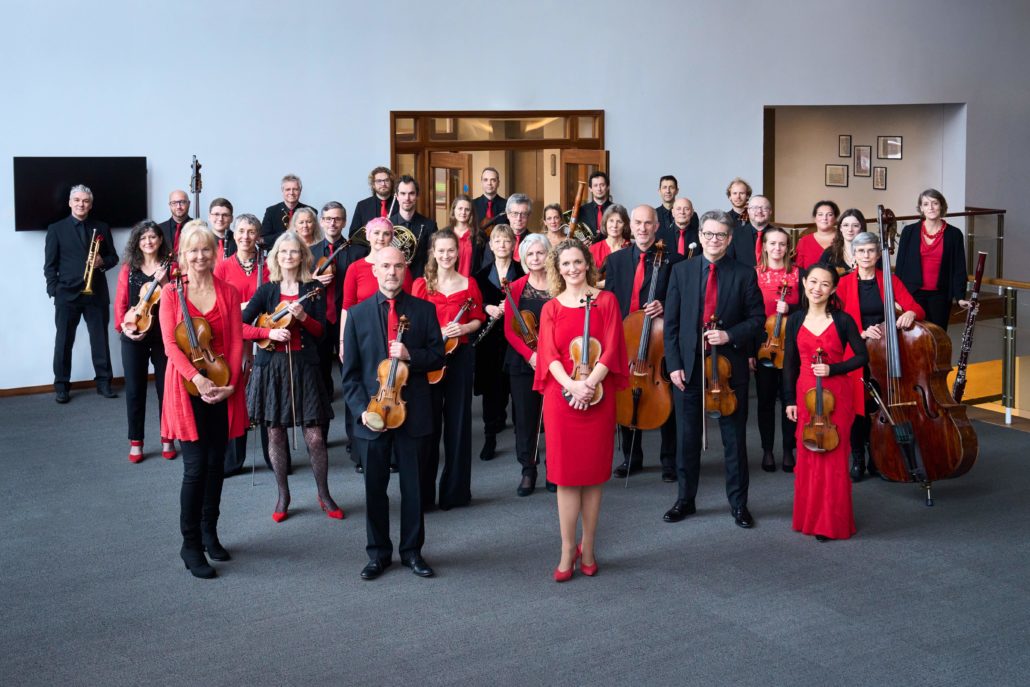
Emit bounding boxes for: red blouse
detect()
[342,257,413,309]
[454,228,474,277]
[919,223,945,291]
[756,266,800,317]
[213,254,268,304]
[590,239,629,273]
[412,277,486,344]
[794,232,834,271]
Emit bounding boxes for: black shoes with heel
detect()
[180,546,216,579]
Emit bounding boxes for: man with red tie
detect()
[729,195,773,267]
[663,210,765,528]
[577,171,613,239]
[260,174,313,248]
[158,189,192,256]
[658,197,699,259]
[473,167,506,232]
[348,166,396,239]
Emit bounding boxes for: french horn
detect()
[350,224,419,264]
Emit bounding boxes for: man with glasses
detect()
[260,174,313,248]
[473,167,506,232]
[389,175,437,279]
[349,166,396,239]
[159,189,192,255]
[728,195,774,267]
[498,194,532,263]
[663,210,764,528]
[208,198,236,262]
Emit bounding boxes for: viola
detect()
[365,315,410,431]
[703,314,736,418]
[124,257,171,334]
[255,287,323,351]
[563,292,603,406]
[173,271,230,396]
[757,278,791,369]
[501,277,539,350]
[427,296,476,384]
[616,241,672,431]
[314,240,349,278]
[801,347,839,452]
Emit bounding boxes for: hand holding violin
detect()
[703,328,729,346]
[565,378,598,410]
[191,373,234,404]
[389,341,410,360]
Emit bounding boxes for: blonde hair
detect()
[546,238,598,296]
[288,206,323,243]
[266,231,315,283]
[177,220,217,268]
[422,229,458,294]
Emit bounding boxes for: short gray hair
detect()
[69,184,93,200]
[321,201,346,220]
[231,213,261,235]
[518,232,550,262]
[281,174,302,189]
[698,209,735,235]
[506,193,532,215]
[851,231,881,251]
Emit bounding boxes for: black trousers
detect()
[224,431,250,474]
[672,356,750,508]
[475,334,510,435]
[509,369,543,477]
[320,319,340,398]
[913,289,952,331]
[358,432,425,563]
[180,397,228,549]
[754,364,796,453]
[53,297,112,388]
[423,344,474,509]
[619,414,676,468]
[120,332,167,441]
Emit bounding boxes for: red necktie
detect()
[380,199,387,218]
[678,229,686,256]
[386,298,399,346]
[754,229,763,265]
[597,206,603,234]
[174,222,182,253]
[287,209,294,226]
[513,233,522,262]
[703,262,718,323]
[629,251,647,311]
[486,200,493,220]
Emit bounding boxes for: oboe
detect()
[952,252,987,403]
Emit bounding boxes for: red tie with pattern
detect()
[754,229,763,265]
[703,262,718,324]
[486,200,493,220]
[629,251,647,311]
[597,206,603,234]
[386,298,399,346]
[678,229,686,256]
[174,222,182,253]
[513,233,522,262]
[380,199,387,218]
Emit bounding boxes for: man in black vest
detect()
[341,246,445,580]
[655,175,679,234]
[158,189,192,256]
[728,195,773,267]
[260,174,312,248]
[389,175,438,279]
[663,210,764,528]
[349,166,395,239]
[658,197,700,259]
[578,171,613,239]
[44,184,120,402]
[473,167,506,232]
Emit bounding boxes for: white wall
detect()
[2,0,1029,389]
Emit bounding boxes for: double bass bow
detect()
[952,251,987,403]
[562,292,603,406]
[173,270,230,396]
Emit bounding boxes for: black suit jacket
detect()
[44,215,118,304]
[728,223,775,268]
[579,199,613,237]
[349,195,392,238]
[656,205,675,233]
[158,216,192,252]
[390,212,438,280]
[341,291,445,440]
[894,222,967,302]
[664,255,765,386]
[473,194,507,230]
[657,216,700,259]
[603,243,684,317]
[241,281,326,366]
[260,202,313,247]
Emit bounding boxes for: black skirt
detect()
[247,351,333,427]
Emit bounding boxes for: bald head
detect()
[630,204,659,250]
[168,189,190,222]
[672,197,694,228]
[373,246,407,297]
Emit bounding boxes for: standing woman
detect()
[542,203,567,250]
[534,239,627,580]
[794,201,840,272]
[894,189,970,330]
[115,220,172,462]
[820,208,866,275]
[160,221,247,579]
[752,226,801,473]
[413,230,486,510]
[588,204,631,278]
[784,264,868,542]
[474,224,524,460]
[243,231,342,523]
[447,194,488,277]
[505,233,553,496]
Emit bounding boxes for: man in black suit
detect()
[158,189,192,255]
[348,166,395,239]
[578,171,613,239]
[603,205,684,482]
[663,210,765,528]
[655,175,679,234]
[260,174,312,248]
[472,167,506,232]
[389,175,437,279]
[658,197,700,259]
[341,246,445,580]
[43,184,120,403]
[728,195,773,267]
[726,177,753,226]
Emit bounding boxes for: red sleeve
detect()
[597,291,629,392]
[532,299,560,392]
[891,273,926,321]
[242,323,267,341]
[300,311,323,337]
[412,278,427,300]
[114,264,130,333]
[213,259,229,282]
[342,261,361,309]
[466,279,486,323]
[159,283,201,382]
[504,276,536,362]
[220,281,244,389]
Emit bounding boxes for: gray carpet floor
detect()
[2,388,1028,686]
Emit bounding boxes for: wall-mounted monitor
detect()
[13,156,148,231]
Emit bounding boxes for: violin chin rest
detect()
[365,412,385,431]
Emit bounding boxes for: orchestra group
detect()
[42,169,978,581]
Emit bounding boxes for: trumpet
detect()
[351,224,419,265]
[81,228,102,295]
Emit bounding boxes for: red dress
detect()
[590,239,628,274]
[792,324,856,540]
[794,233,833,271]
[533,290,628,486]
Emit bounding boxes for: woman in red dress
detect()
[445,194,487,277]
[534,239,627,581]
[784,264,867,541]
[794,200,839,272]
[413,230,486,510]
[589,204,631,284]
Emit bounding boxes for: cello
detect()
[864,205,978,505]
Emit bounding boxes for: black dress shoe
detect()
[613,460,643,478]
[850,450,866,482]
[55,389,70,404]
[360,558,391,580]
[761,450,776,473]
[517,474,536,497]
[203,538,232,562]
[355,463,364,474]
[663,499,696,522]
[815,534,830,542]
[389,464,399,474]
[479,434,497,461]
[180,546,216,579]
[661,468,676,483]
[402,555,435,578]
[732,506,754,529]
[96,382,118,398]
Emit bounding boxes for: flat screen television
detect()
[13,156,148,231]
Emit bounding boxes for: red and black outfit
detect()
[474,259,525,446]
[894,221,968,330]
[754,265,801,461]
[589,238,629,276]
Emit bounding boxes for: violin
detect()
[255,287,323,351]
[314,240,349,278]
[501,277,538,350]
[124,257,171,334]
[427,297,476,384]
[757,278,791,369]
[703,315,736,418]
[616,241,672,430]
[801,348,839,452]
[365,315,410,431]
[173,271,231,396]
[563,292,603,406]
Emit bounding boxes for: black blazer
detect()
[579,199,613,237]
[664,255,765,386]
[390,212,438,280]
[655,205,674,234]
[311,238,370,309]
[241,281,326,366]
[349,195,392,238]
[656,217,700,259]
[473,194,507,230]
[474,259,524,344]
[781,310,867,406]
[260,202,314,248]
[894,222,967,302]
[603,243,684,317]
[341,291,445,439]
[728,223,774,268]
[44,215,118,304]
[158,216,192,251]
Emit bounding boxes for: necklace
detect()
[237,253,255,275]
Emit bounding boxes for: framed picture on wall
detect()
[839,135,852,157]
[873,166,887,190]
[877,135,903,159]
[825,164,849,187]
[854,145,872,176]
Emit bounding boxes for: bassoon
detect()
[952,252,987,403]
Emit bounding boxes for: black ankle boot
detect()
[203,531,231,561]
[761,450,776,473]
[180,545,216,579]
[479,434,497,461]
[850,450,866,482]
[782,449,795,473]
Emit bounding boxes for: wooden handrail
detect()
[776,207,1006,230]
[979,276,1030,290]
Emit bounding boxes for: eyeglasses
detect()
[322,216,344,223]
[508,210,530,218]
[701,231,729,241]
[748,206,770,212]
[210,212,232,219]
[373,178,392,184]
[169,200,189,206]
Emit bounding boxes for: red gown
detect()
[792,324,856,540]
[533,290,628,486]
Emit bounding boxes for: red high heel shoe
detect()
[554,547,580,582]
[577,544,598,577]
[272,498,289,523]
[161,438,177,460]
[128,440,144,464]
[318,497,345,520]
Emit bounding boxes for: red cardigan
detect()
[113,264,132,333]
[837,269,926,333]
[159,276,247,442]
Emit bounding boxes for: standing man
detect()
[578,171,613,239]
[726,177,753,226]
[655,175,679,234]
[502,193,533,263]
[341,246,445,580]
[44,184,119,403]
[603,206,684,481]
[473,167,506,231]
[260,174,312,248]
[208,197,236,262]
[729,195,773,267]
[663,210,764,528]
[389,175,438,279]
[159,189,192,256]
[658,197,700,259]
[349,166,395,238]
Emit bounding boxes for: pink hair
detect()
[366,217,393,234]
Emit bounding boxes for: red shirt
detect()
[756,266,800,317]
[342,257,413,309]
[794,233,833,271]
[412,278,486,344]
[213,254,268,304]
[455,228,474,277]
[919,222,945,291]
[590,239,628,273]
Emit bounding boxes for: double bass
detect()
[864,205,977,505]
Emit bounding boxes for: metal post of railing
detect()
[1002,286,1017,425]
[997,214,1005,280]
[967,214,976,275]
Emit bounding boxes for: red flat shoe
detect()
[129,440,144,464]
[318,497,345,520]
[161,438,177,460]
[577,544,598,576]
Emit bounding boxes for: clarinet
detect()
[952,251,987,403]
